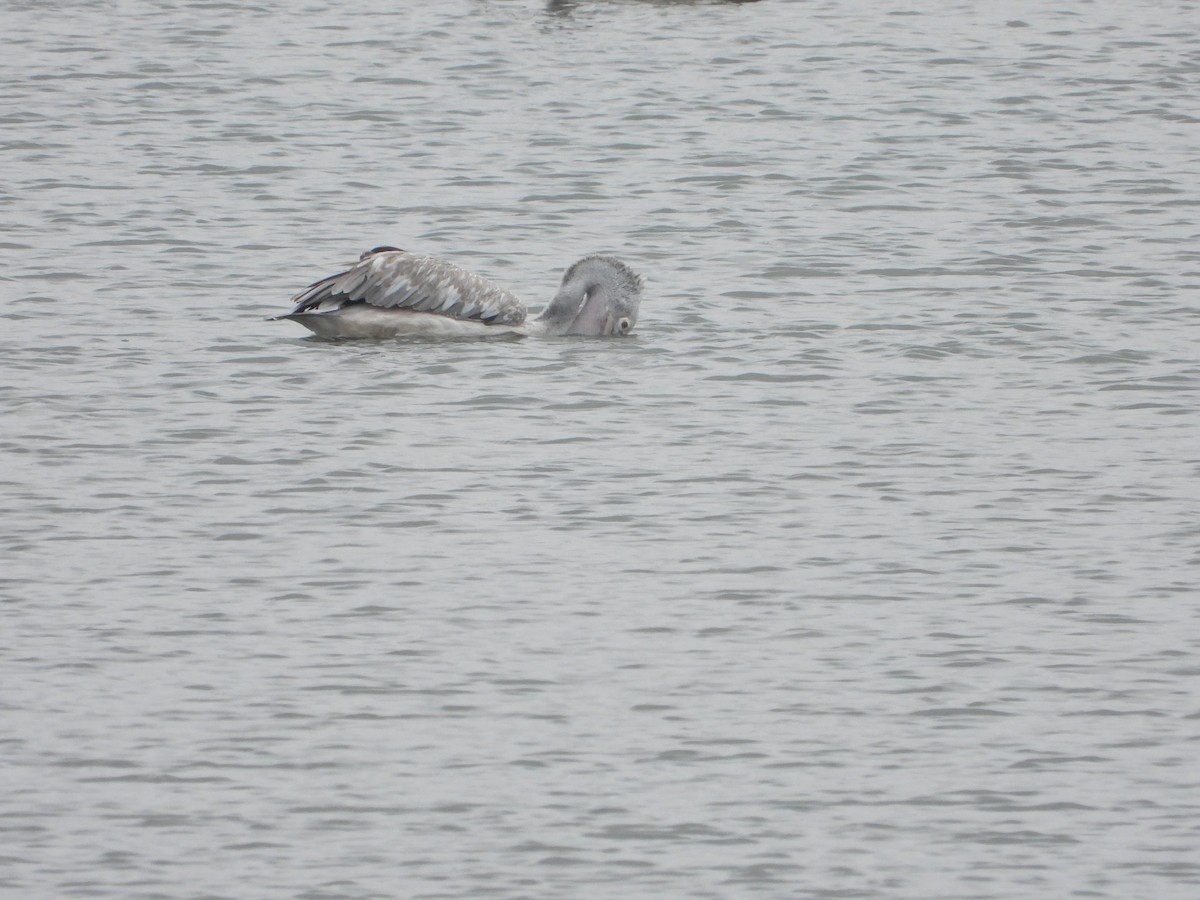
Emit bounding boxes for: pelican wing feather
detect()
[287,250,527,326]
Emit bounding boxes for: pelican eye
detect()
[616,317,632,334]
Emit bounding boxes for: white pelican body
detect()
[275,247,643,340]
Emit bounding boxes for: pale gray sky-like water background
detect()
[3,0,1200,897]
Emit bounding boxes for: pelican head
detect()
[536,255,644,336]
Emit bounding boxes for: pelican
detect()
[274,246,643,339]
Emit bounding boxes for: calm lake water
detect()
[4,0,1199,897]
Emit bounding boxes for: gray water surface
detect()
[3,1,1200,897]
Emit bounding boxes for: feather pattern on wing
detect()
[286,250,527,326]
